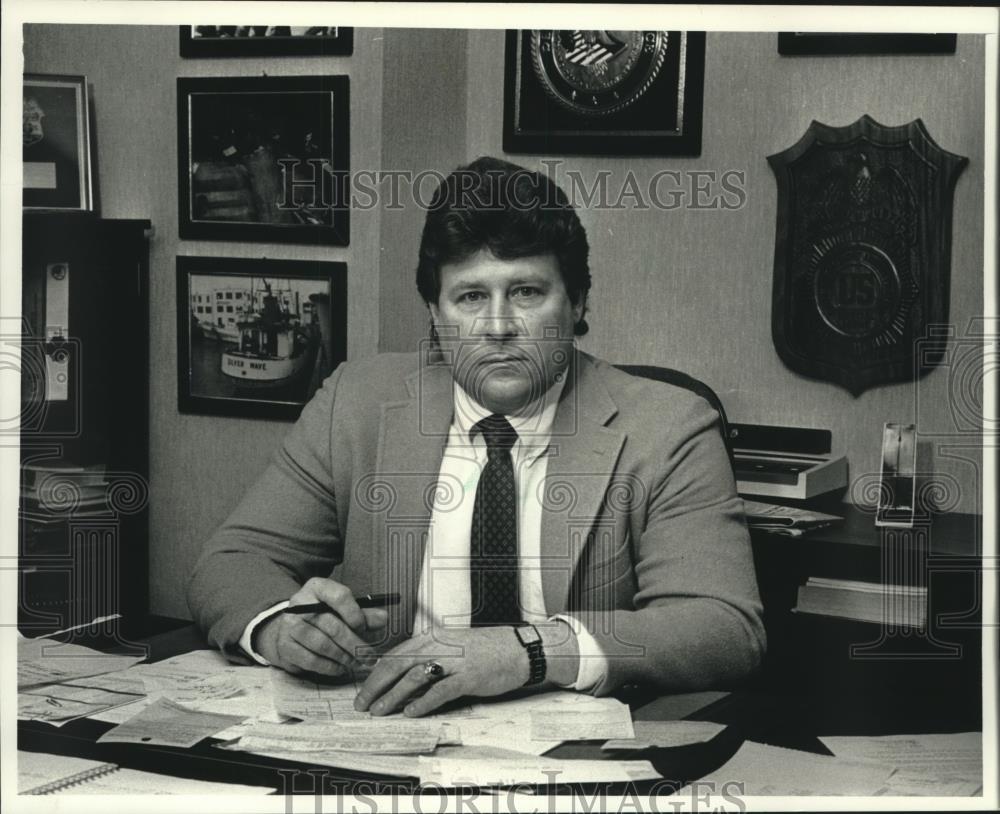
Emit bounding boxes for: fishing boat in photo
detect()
[220,279,319,389]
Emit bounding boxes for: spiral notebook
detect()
[18,751,273,795]
[19,752,120,795]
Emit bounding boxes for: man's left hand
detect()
[354,627,527,717]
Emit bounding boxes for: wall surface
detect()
[378,28,467,352]
[21,26,987,620]
[464,30,986,516]
[24,24,385,619]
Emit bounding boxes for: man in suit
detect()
[187,157,765,718]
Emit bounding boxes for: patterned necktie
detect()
[470,414,521,627]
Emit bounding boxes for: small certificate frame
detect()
[23,74,93,212]
[875,423,917,528]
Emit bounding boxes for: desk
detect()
[749,505,982,734]
[18,614,982,797]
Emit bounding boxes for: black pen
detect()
[282,592,401,615]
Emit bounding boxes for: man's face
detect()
[428,249,583,416]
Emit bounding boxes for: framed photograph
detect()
[177,76,349,245]
[778,33,957,56]
[23,74,93,211]
[179,26,353,58]
[503,30,705,157]
[176,256,347,420]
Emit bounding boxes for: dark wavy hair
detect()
[416,156,591,336]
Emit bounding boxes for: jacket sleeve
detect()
[186,366,345,661]
[580,396,766,696]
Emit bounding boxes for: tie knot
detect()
[475,414,517,451]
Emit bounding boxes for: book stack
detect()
[795,577,928,628]
[20,461,110,524]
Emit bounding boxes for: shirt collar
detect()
[452,373,567,463]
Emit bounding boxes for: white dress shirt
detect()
[240,374,607,691]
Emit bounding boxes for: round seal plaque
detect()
[530,30,669,116]
[812,243,906,340]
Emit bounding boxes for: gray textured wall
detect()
[22,26,986,620]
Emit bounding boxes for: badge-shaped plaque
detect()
[768,116,967,395]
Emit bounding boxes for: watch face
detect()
[531,30,669,116]
[516,625,542,646]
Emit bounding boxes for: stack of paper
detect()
[796,577,927,627]
[21,460,111,523]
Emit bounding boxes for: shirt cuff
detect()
[549,613,608,693]
[239,600,290,665]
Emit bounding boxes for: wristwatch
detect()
[513,624,546,686]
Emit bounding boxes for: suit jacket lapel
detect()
[372,361,452,644]
[541,351,625,615]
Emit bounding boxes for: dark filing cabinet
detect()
[19,214,151,638]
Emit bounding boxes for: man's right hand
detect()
[253,577,389,678]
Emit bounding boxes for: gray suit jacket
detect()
[187,350,766,695]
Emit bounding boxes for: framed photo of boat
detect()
[177,75,349,245]
[176,256,347,420]
[23,74,94,211]
[179,26,353,57]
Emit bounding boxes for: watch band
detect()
[514,623,546,686]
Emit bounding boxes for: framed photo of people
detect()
[176,256,347,421]
[179,26,353,58]
[177,75,349,245]
[23,74,94,211]
[503,30,705,156]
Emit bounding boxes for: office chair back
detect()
[613,364,735,470]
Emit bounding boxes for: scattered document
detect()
[681,741,893,795]
[447,718,555,756]
[18,637,146,690]
[530,697,634,741]
[418,756,661,787]
[18,673,145,725]
[270,668,370,721]
[602,720,727,750]
[820,732,982,796]
[237,720,444,754]
[216,742,425,780]
[91,650,281,733]
[97,697,247,748]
